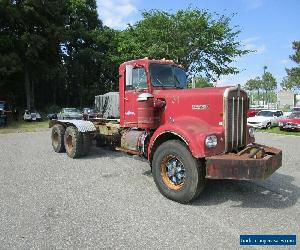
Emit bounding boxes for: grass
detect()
[256,127,300,136]
[1,120,300,137]
[0,120,49,134]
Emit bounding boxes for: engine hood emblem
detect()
[192,104,209,110]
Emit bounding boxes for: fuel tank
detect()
[137,93,160,129]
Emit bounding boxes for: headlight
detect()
[249,127,255,137]
[205,135,218,148]
[278,122,283,126]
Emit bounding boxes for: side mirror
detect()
[126,65,133,87]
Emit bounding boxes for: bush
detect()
[45,104,61,114]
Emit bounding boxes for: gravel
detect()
[0,131,299,249]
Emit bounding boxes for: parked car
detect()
[82,108,97,120]
[291,107,300,112]
[0,101,10,126]
[23,109,42,121]
[247,109,260,118]
[47,113,58,120]
[283,106,300,117]
[57,108,82,120]
[278,112,300,131]
[247,110,283,129]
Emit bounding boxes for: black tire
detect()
[51,124,66,153]
[64,126,82,158]
[152,140,205,203]
[266,122,271,129]
[81,133,91,157]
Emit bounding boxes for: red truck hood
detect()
[153,87,228,128]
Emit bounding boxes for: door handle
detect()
[124,97,128,101]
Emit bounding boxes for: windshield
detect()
[64,108,80,113]
[150,63,187,88]
[257,111,275,117]
[0,102,4,110]
[292,107,300,112]
[289,112,300,118]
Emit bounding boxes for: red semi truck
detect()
[50,58,282,203]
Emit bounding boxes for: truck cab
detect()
[119,58,251,157]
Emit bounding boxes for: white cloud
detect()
[280,59,289,65]
[244,0,263,10]
[97,0,137,29]
[216,73,259,87]
[242,37,266,54]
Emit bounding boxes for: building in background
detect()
[277,90,295,109]
[295,94,300,106]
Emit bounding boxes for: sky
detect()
[96,0,300,88]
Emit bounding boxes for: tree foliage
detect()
[244,71,277,105]
[281,41,300,90]
[118,9,250,80]
[188,76,214,88]
[0,5,251,111]
[244,77,262,92]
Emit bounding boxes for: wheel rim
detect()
[66,134,73,153]
[160,155,186,190]
[52,131,59,148]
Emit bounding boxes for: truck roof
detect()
[120,58,177,67]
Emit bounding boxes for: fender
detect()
[49,120,96,133]
[148,116,225,159]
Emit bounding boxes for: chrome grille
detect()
[224,86,247,152]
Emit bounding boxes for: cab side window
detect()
[126,67,147,90]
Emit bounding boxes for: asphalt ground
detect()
[0,131,299,249]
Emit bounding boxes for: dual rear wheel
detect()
[51,125,91,158]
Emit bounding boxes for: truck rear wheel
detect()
[152,140,205,203]
[51,124,66,153]
[64,126,82,158]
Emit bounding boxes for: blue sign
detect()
[240,235,296,245]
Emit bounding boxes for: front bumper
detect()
[280,124,300,131]
[247,123,264,129]
[205,144,282,180]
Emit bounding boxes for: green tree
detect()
[0,0,116,110]
[282,41,300,90]
[261,72,277,104]
[0,0,66,109]
[118,9,250,80]
[281,76,296,90]
[244,77,262,104]
[188,76,214,88]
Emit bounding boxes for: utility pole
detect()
[191,77,195,88]
[263,65,267,106]
[263,65,267,74]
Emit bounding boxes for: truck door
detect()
[124,66,148,127]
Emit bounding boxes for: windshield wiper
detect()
[156,78,165,88]
[174,74,183,89]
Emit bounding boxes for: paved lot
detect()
[0,131,299,249]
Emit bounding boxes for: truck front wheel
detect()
[152,140,205,203]
[64,126,82,158]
